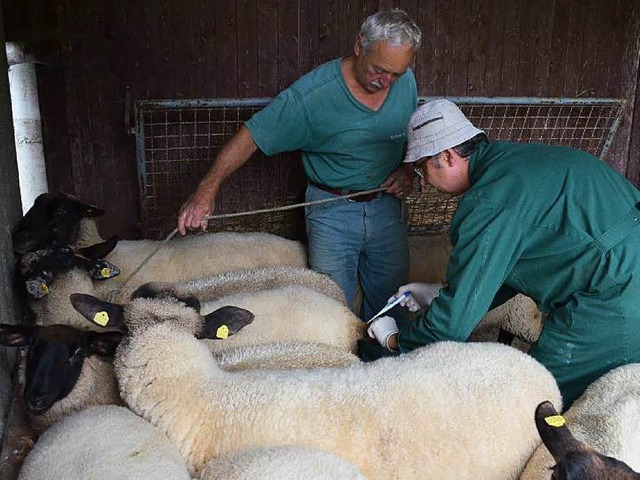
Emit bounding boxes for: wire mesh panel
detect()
[135,97,625,239]
[136,99,306,239]
[404,97,625,233]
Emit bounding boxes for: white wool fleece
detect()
[19,405,191,480]
[200,445,367,480]
[116,322,561,479]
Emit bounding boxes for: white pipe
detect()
[6,42,48,214]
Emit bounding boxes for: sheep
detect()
[19,409,366,480]
[13,193,308,291]
[13,192,310,314]
[199,446,366,480]
[192,285,363,355]
[74,293,562,480]
[76,286,365,355]
[520,364,640,479]
[0,322,123,432]
[2,284,362,430]
[11,192,105,255]
[469,294,544,349]
[133,264,347,305]
[30,264,346,332]
[24,230,308,323]
[529,400,640,479]
[17,244,120,300]
[17,405,192,480]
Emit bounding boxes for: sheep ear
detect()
[200,306,254,340]
[87,331,124,356]
[0,324,36,347]
[80,202,105,218]
[535,401,585,462]
[87,259,121,280]
[78,236,119,259]
[70,293,125,329]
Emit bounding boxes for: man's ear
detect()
[443,149,456,167]
[354,35,363,56]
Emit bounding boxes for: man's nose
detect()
[379,73,393,88]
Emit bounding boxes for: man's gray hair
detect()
[359,8,422,54]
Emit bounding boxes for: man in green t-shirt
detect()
[178,9,422,320]
[368,99,640,408]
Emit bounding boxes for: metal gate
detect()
[135,97,625,239]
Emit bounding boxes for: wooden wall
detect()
[4,0,640,238]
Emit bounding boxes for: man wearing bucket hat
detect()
[368,98,640,408]
[177,9,421,322]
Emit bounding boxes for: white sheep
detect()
[72,287,364,356]
[28,232,308,328]
[135,264,347,305]
[102,232,307,287]
[103,295,562,479]
[199,446,366,480]
[31,264,347,331]
[22,289,362,431]
[196,285,363,355]
[520,363,640,479]
[469,294,544,349]
[18,405,191,480]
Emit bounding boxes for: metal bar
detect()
[134,102,149,230]
[420,96,625,106]
[599,101,627,159]
[135,96,626,110]
[135,98,272,110]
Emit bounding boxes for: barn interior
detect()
[1,1,639,478]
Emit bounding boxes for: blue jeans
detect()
[305,184,409,321]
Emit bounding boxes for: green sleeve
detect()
[245,88,311,156]
[398,197,523,351]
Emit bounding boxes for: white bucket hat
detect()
[404,99,484,163]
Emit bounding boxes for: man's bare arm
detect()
[178,125,258,235]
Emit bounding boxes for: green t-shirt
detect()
[246,57,418,190]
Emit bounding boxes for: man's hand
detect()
[177,190,214,236]
[367,315,399,351]
[381,163,415,198]
[391,282,442,311]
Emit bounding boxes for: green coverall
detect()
[398,140,640,408]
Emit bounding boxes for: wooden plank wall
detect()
[4,0,640,238]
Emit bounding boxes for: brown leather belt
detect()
[309,181,383,202]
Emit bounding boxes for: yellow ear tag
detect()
[216,325,229,339]
[544,415,566,427]
[100,267,111,278]
[40,284,49,295]
[93,311,110,327]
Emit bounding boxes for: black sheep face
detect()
[535,401,640,480]
[0,323,122,415]
[17,245,121,300]
[12,192,105,255]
